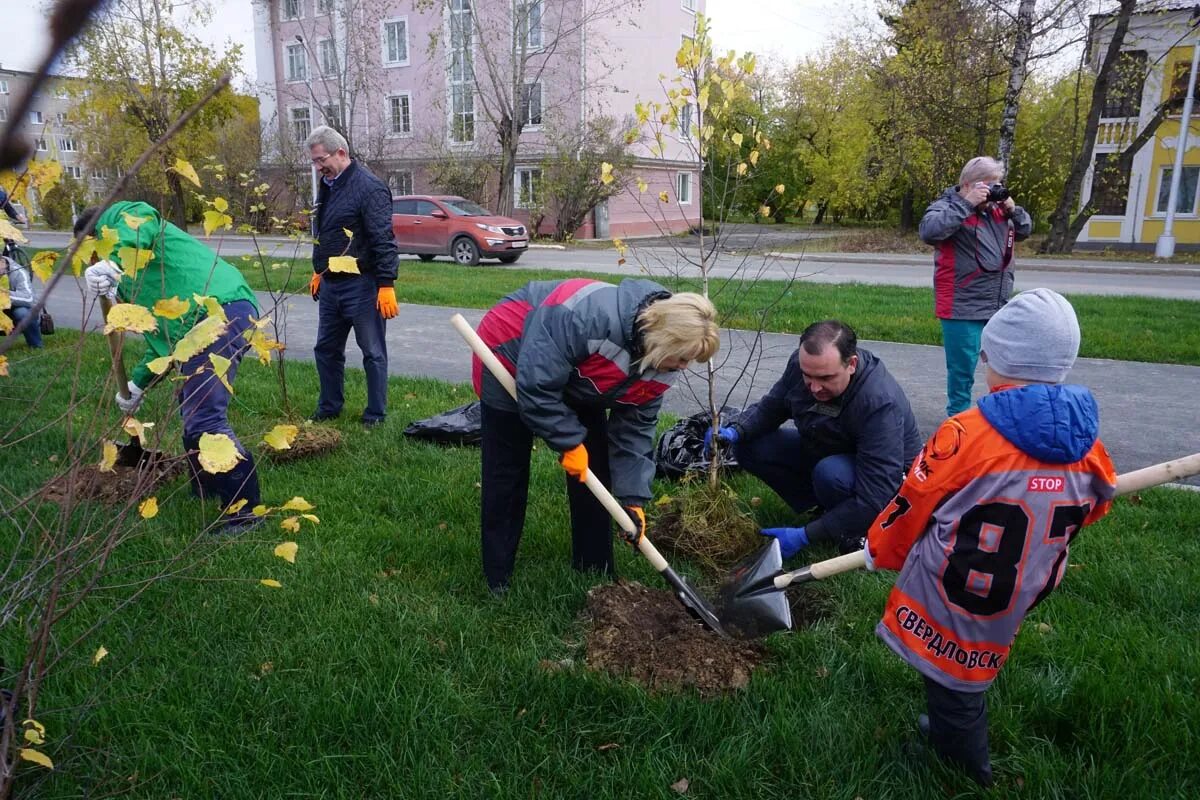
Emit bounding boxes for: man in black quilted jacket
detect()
[304,126,400,428]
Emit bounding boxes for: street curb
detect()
[763,251,1200,278]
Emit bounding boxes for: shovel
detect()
[450,313,729,638]
[716,450,1200,639]
[99,296,154,467]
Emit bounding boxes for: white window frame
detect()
[676,172,692,204]
[448,0,475,144]
[282,0,303,20]
[317,38,338,77]
[288,106,312,143]
[92,167,108,179]
[681,0,696,12]
[285,43,308,83]
[389,170,414,195]
[0,81,8,94]
[679,102,693,139]
[35,138,47,152]
[386,93,413,137]
[516,1,543,51]
[1154,165,1200,217]
[0,108,7,122]
[521,81,543,128]
[56,112,67,125]
[322,102,342,130]
[382,17,410,67]
[66,165,83,180]
[58,137,77,152]
[515,167,541,208]
[30,110,44,125]
[316,0,333,14]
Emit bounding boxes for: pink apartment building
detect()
[252,0,703,237]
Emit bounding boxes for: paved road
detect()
[22,231,1200,299]
[35,278,1200,486]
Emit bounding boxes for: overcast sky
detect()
[3,0,872,80]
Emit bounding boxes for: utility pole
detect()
[296,34,319,204]
[1155,38,1200,259]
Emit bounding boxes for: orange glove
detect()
[621,505,646,546]
[559,443,588,482]
[377,286,399,319]
[309,272,322,301]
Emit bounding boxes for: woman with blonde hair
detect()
[471,278,719,594]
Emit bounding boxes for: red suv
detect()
[392,195,529,266]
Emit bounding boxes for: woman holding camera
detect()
[919,156,1033,417]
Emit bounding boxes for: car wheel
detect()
[418,254,436,262]
[452,236,481,266]
[497,254,521,264]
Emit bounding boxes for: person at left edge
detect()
[472,278,720,595]
[75,201,263,534]
[304,125,400,428]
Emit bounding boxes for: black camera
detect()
[987,183,1010,203]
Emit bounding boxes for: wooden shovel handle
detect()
[98,295,130,399]
[451,313,672,573]
[802,450,1200,584]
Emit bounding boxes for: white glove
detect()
[116,380,145,414]
[85,259,123,300]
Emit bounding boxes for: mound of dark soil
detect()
[582,581,767,697]
[264,424,343,463]
[40,455,185,506]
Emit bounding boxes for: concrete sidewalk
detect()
[34,277,1200,486]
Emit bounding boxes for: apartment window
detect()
[322,103,342,130]
[389,170,414,195]
[680,102,692,138]
[449,0,474,142]
[517,1,542,50]
[515,167,541,208]
[1155,166,1200,215]
[30,110,44,125]
[0,81,8,94]
[56,112,67,125]
[58,137,77,152]
[290,107,312,143]
[682,0,696,10]
[520,82,542,127]
[92,167,108,179]
[1102,50,1146,118]
[35,138,47,152]
[1169,60,1200,106]
[55,87,70,99]
[387,94,412,135]
[677,172,692,204]
[115,166,126,178]
[316,0,333,12]
[1091,153,1130,216]
[282,0,302,19]
[383,18,409,66]
[66,165,83,179]
[318,38,337,76]
[0,108,6,122]
[285,43,307,82]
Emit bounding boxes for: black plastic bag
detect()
[39,310,54,335]
[403,402,483,445]
[655,406,742,479]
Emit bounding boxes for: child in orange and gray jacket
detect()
[864,288,1117,786]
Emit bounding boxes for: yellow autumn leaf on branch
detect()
[226,498,249,515]
[274,541,299,564]
[342,227,354,240]
[280,517,301,533]
[172,315,227,362]
[0,355,9,377]
[31,250,59,282]
[122,417,154,444]
[636,177,648,193]
[0,312,11,337]
[599,162,614,185]
[209,353,234,393]
[775,184,786,194]
[0,219,27,243]
[93,646,109,665]
[259,579,282,589]
[262,424,299,451]
[730,131,744,147]
[146,356,173,375]
[212,197,229,213]
[28,159,61,193]
[23,728,43,744]
[0,290,9,312]
[245,329,285,365]
[193,294,227,322]
[153,296,190,319]
[117,246,155,275]
[103,303,157,335]
[173,158,202,188]
[19,749,53,769]
[749,149,760,166]
[300,514,320,524]
[138,497,159,519]
[252,504,271,517]
[758,205,772,218]
[98,441,117,472]
[327,255,360,274]
[95,226,120,259]
[658,191,669,203]
[280,496,315,512]
[736,162,748,177]
[197,432,243,474]
[203,210,233,237]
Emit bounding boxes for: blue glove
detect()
[760,526,809,558]
[703,425,739,457]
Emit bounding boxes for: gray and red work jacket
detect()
[473,278,677,504]
[919,187,1033,320]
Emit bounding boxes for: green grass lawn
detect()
[2,336,1199,798]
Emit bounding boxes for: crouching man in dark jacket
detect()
[706,320,922,555]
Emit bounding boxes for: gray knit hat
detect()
[981,288,1080,383]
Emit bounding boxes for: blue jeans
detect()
[941,318,986,417]
[7,306,43,348]
[178,300,260,517]
[734,426,856,542]
[314,274,388,422]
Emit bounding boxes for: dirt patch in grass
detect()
[582,581,767,697]
[263,423,343,463]
[40,454,186,506]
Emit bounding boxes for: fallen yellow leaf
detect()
[196,432,243,474]
[138,497,158,519]
[280,496,315,512]
[262,424,299,450]
[327,255,360,274]
[259,579,282,589]
[98,441,117,473]
[93,646,108,665]
[274,541,299,563]
[173,158,201,188]
[103,304,157,335]
[19,748,53,769]
[153,296,190,319]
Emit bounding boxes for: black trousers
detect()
[480,401,615,590]
[924,676,994,786]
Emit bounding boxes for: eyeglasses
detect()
[310,153,334,165]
